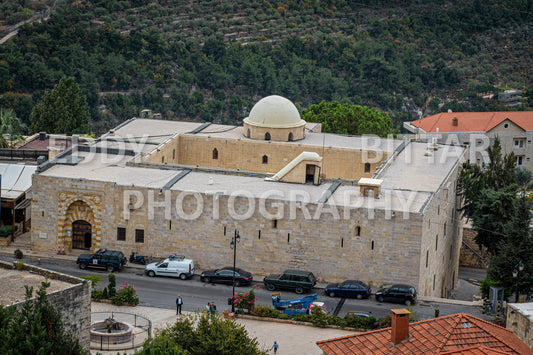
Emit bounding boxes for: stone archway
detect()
[62,199,98,252]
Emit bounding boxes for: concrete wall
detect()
[0,261,91,349]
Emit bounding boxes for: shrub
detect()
[269,309,281,318]
[102,287,108,299]
[81,274,103,290]
[480,277,499,298]
[309,304,327,327]
[278,313,289,320]
[251,305,271,317]
[107,272,116,297]
[111,284,139,306]
[0,225,14,237]
[15,261,24,270]
[91,289,104,300]
[291,313,310,322]
[232,285,259,313]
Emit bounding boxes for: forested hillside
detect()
[0,0,531,134]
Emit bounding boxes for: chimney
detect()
[391,309,410,345]
[39,132,47,140]
[452,117,458,126]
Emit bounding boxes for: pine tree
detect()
[30,77,90,135]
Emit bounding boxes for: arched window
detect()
[161,157,164,163]
[265,132,271,141]
[212,148,218,160]
[262,155,268,164]
[288,132,294,141]
[247,129,251,138]
[364,162,371,173]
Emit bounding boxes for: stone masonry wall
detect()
[459,227,489,268]
[0,261,91,350]
[29,172,467,296]
[146,134,387,180]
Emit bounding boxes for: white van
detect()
[144,255,195,280]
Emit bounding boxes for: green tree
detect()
[30,77,91,135]
[0,281,86,354]
[487,196,533,300]
[301,101,392,137]
[0,108,26,147]
[138,312,266,355]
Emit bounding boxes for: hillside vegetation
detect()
[0,0,531,134]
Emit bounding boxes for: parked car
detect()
[263,269,316,294]
[325,280,371,299]
[375,284,417,306]
[144,255,195,280]
[200,267,253,286]
[76,249,127,272]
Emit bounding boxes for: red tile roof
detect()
[408,112,533,133]
[316,313,533,355]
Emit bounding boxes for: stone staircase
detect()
[10,231,32,250]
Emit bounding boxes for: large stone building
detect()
[31,95,467,297]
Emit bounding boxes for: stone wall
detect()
[31,172,463,298]
[459,227,488,268]
[506,303,533,349]
[0,260,91,349]
[145,134,386,180]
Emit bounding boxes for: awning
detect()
[14,198,32,210]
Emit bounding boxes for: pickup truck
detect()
[76,249,127,272]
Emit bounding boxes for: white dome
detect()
[244,95,305,128]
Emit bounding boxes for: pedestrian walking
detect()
[210,301,217,315]
[176,294,183,315]
[271,341,279,353]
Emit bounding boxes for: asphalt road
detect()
[0,254,489,321]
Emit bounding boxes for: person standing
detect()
[210,301,217,315]
[176,294,183,315]
[271,341,279,353]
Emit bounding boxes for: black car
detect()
[200,267,253,287]
[325,280,371,299]
[375,284,417,306]
[76,249,127,272]
[263,269,316,294]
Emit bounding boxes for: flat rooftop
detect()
[38,119,466,213]
[0,267,73,306]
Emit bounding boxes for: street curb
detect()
[236,314,362,332]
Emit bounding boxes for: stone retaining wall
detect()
[459,228,489,268]
[0,260,91,349]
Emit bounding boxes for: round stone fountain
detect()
[90,316,133,344]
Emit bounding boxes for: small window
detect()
[265,132,271,141]
[224,226,226,236]
[443,222,446,236]
[258,230,261,239]
[272,219,277,229]
[172,149,175,160]
[169,220,172,230]
[287,233,290,243]
[433,274,436,290]
[247,129,250,138]
[364,163,371,173]
[161,157,164,163]
[355,226,361,236]
[212,148,218,160]
[426,250,429,267]
[135,229,144,243]
[288,132,294,141]
[371,241,374,250]
[262,155,268,164]
[117,227,126,241]
[341,237,344,248]
[435,234,438,251]
[517,156,524,165]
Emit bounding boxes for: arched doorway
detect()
[72,220,92,250]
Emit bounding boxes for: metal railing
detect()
[90,311,152,351]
